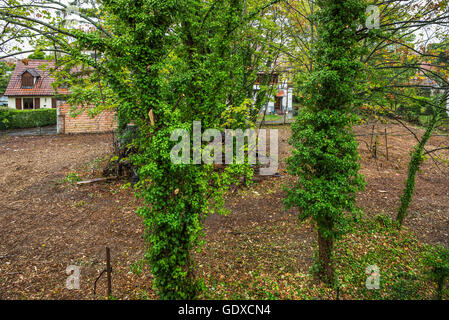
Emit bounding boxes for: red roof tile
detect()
[4,59,68,96]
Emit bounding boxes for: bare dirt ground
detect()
[0,133,149,299]
[354,123,449,246]
[0,122,448,299]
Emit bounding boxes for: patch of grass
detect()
[334,214,434,300]
[0,108,56,130]
[62,172,82,184]
[258,114,282,122]
[418,115,432,126]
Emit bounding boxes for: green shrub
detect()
[388,273,422,300]
[0,108,56,130]
[424,245,449,300]
[0,108,9,129]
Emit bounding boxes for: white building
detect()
[253,72,293,115]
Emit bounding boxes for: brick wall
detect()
[58,104,117,134]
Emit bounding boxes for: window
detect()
[21,72,35,88]
[23,98,34,109]
[255,73,279,85]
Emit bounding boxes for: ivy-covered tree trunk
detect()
[285,0,366,285]
[129,0,255,299]
[317,225,335,283]
[396,109,440,226]
[64,0,255,299]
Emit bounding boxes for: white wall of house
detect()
[8,97,53,109]
[40,97,52,109]
[266,100,275,113]
[8,97,15,109]
[254,82,293,114]
[287,88,293,111]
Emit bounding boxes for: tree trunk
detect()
[397,112,438,226]
[317,231,334,284]
[437,278,444,300]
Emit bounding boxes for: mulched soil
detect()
[354,123,449,246]
[0,122,448,299]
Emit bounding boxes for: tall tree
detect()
[356,1,449,227]
[285,0,366,284]
[0,0,287,299]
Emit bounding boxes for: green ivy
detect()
[424,245,449,300]
[396,95,445,227]
[66,0,257,299]
[285,0,366,284]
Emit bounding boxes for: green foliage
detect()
[396,95,444,226]
[285,0,366,284]
[58,0,258,299]
[388,276,422,300]
[424,245,449,300]
[0,108,56,130]
[27,49,46,60]
[63,172,82,185]
[130,259,146,277]
[395,91,432,125]
[0,61,14,95]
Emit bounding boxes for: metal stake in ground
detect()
[93,247,112,297]
[106,247,112,297]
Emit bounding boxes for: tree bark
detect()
[317,231,334,284]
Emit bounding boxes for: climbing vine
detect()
[50,0,261,299]
[285,0,366,284]
[120,0,257,299]
[396,94,447,227]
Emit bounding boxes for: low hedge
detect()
[0,108,57,130]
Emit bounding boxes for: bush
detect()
[424,245,449,300]
[0,108,56,130]
[388,274,422,300]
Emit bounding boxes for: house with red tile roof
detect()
[253,71,293,115]
[413,63,449,116]
[3,59,67,110]
[3,58,117,134]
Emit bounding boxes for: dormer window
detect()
[20,69,40,89]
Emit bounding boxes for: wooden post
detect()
[369,125,375,156]
[374,136,378,159]
[385,128,389,161]
[106,247,112,297]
